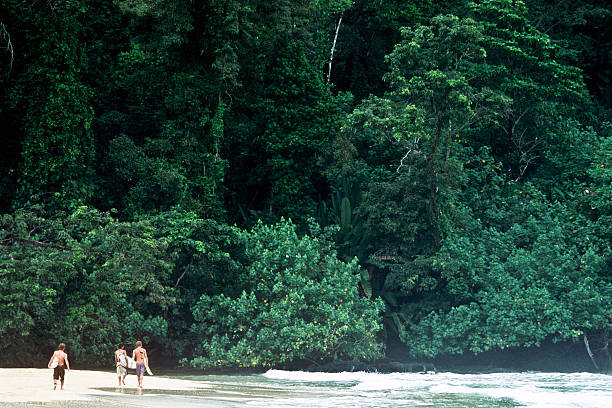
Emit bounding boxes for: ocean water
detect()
[7,370,612,407]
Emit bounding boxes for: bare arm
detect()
[65,354,70,370]
[48,351,56,368]
[144,349,149,367]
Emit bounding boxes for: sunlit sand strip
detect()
[0,368,209,402]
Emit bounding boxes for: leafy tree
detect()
[4,1,96,210]
[404,185,611,357]
[342,13,508,327]
[93,0,231,219]
[146,209,247,358]
[332,0,434,98]
[0,0,610,370]
[257,36,343,224]
[0,205,177,365]
[223,0,355,226]
[340,1,611,359]
[524,0,612,108]
[468,0,590,181]
[190,219,385,368]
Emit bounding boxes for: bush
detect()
[190,219,385,368]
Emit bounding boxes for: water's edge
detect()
[3,370,611,408]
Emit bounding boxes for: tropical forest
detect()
[0,0,610,372]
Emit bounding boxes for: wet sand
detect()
[0,368,210,405]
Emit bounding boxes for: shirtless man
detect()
[114,344,128,386]
[131,341,149,388]
[47,343,70,390]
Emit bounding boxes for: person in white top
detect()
[114,344,128,386]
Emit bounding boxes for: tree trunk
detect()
[327,13,343,83]
[584,333,600,371]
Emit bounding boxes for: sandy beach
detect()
[0,368,209,404]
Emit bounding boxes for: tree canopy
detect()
[0,0,610,370]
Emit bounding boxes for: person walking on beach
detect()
[132,341,149,388]
[114,344,128,386]
[48,343,70,390]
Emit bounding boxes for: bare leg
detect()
[60,378,64,390]
[122,375,126,385]
[118,376,122,386]
[53,380,57,390]
[138,374,143,388]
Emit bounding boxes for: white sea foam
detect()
[350,376,410,391]
[430,383,612,408]
[259,370,612,407]
[263,369,368,383]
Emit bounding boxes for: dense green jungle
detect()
[0,0,610,372]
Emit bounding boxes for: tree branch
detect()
[4,236,72,251]
[395,136,422,173]
[175,259,193,288]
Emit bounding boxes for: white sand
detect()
[0,368,209,403]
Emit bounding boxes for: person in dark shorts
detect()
[131,341,149,388]
[48,343,70,390]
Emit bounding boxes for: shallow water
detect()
[6,370,612,407]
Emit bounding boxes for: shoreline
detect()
[1,367,609,408]
[0,368,209,403]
